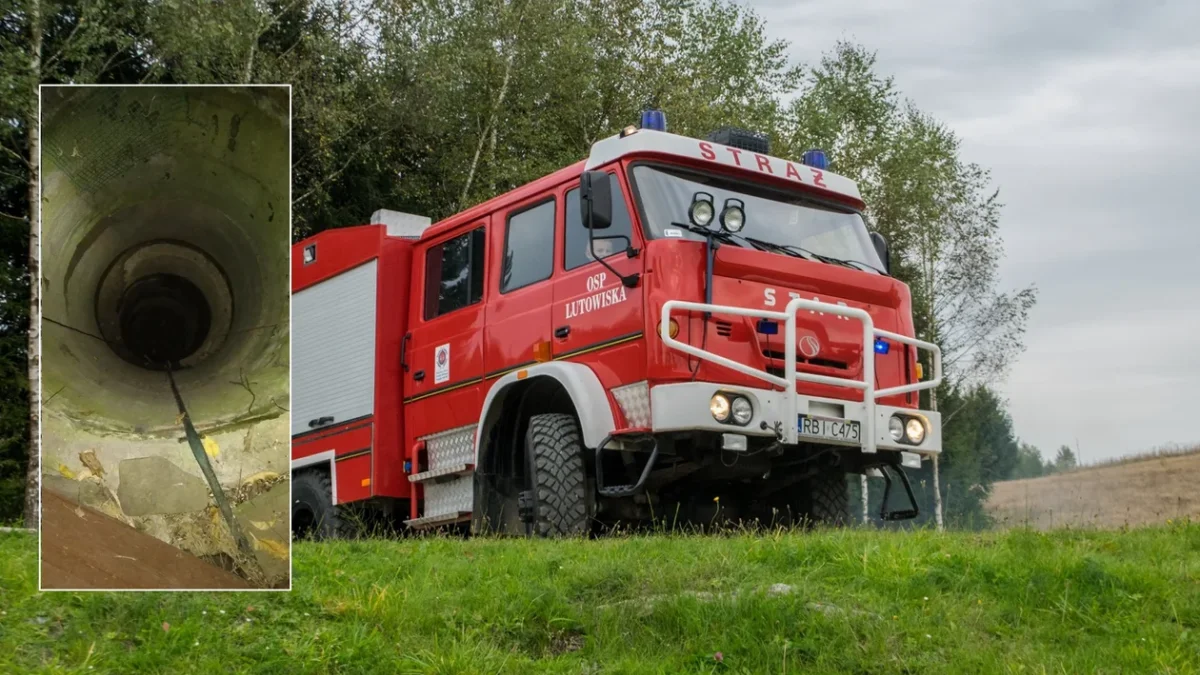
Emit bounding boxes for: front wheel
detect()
[522,413,590,537]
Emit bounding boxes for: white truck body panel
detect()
[291,259,378,436]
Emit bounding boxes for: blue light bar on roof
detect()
[801,149,828,170]
[640,109,667,132]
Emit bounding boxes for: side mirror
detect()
[580,170,612,230]
[869,231,890,275]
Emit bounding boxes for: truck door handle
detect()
[555,325,571,339]
[414,370,425,381]
[400,333,412,372]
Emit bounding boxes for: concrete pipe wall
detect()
[40,86,291,584]
[42,86,289,433]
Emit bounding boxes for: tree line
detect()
[0,0,1036,527]
[1010,443,1078,479]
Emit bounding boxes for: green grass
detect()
[3,523,1199,674]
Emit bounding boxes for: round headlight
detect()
[668,318,680,339]
[709,393,731,422]
[888,415,904,441]
[904,417,926,444]
[730,396,752,425]
[720,206,745,233]
[689,199,714,227]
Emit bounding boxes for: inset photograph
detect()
[38,85,291,590]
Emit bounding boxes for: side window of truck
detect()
[501,199,555,293]
[564,176,633,270]
[423,227,486,320]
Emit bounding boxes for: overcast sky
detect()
[751,0,1200,462]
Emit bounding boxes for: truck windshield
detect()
[631,164,884,273]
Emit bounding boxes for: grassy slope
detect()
[2,525,1198,674]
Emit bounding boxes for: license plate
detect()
[798,415,861,443]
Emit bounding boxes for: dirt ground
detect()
[40,490,251,590]
[40,467,290,589]
[987,451,1200,530]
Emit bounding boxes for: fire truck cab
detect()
[291,117,942,537]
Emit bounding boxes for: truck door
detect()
[483,195,557,379]
[552,171,645,372]
[403,222,488,441]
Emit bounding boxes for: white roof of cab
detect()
[583,129,863,204]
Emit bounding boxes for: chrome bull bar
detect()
[660,298,943,453]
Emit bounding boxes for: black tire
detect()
[804,466,850,526]
[765,466,850,528]
[523,413,589,537]
[292,470,342,540]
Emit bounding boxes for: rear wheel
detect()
[766,465,850,527]
[292,470,342,540]
[522,413,589,537]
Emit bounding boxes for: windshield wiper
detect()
[831,258,885,274]
[742,236,815,261]
[676,226,793,259]
[669,227,885,275]
[743,237,884,275]
[808,252,884,275]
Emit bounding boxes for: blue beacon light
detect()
[874,337,890,355]
[801,149,828,170]
[640,109,667,132]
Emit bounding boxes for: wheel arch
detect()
[475,362,616,461]
[292,451,337,504]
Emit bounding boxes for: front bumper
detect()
[645,381,941,455]
[654,297,944,456]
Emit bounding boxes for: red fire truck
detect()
[290,114,942,538]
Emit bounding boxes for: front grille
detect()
[761,348,848,371]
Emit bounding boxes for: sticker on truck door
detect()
[565,272,628,319]
[434,344,450,384]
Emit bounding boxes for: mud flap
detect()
[518,489,536,529]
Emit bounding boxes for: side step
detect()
[407,425,477,529]
[406,472,474,529]
[404,511,471,529]
[408,463,474,483]
[878,464,920,521]
[594,433,658,498]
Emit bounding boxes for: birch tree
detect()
[22,0,41,531]
[0,0,147,527]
